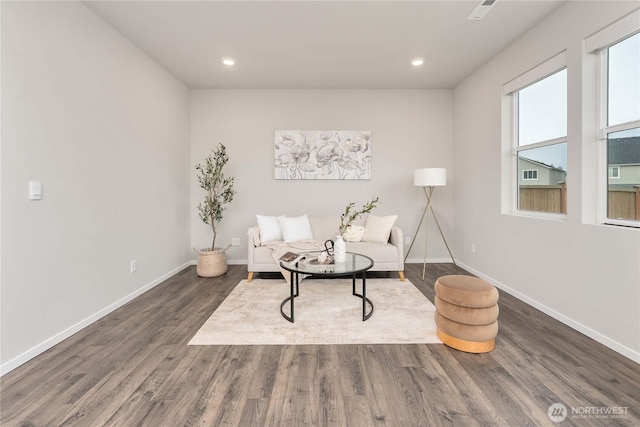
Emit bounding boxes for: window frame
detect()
[523,169,539,180]
[511,67,568,217]
[596,33,640,228]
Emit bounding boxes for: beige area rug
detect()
[188,278,442,345]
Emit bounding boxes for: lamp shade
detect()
[414,168,446,187]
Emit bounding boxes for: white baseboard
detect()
[404,257,453,264]
[0,262,192,376]
[457,261,640,364]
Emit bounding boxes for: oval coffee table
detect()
[279,251,374,323]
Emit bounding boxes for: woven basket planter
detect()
[196,248,227,277]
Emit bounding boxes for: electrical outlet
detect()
[231,237,241,247]
[471,244,476,254]
[405,236,411,246]
[130,260,137,273]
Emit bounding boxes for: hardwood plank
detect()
[237,397,269,426]
[341,395,375,427]
[262,345,298,426]
[359,344,429,425]
[315,346,348,426]
[193,346,258,426]
[245,346,283,400]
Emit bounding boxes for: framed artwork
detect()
[274,130,372,180]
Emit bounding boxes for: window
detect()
[600,32,640,225]
[512,67,568,215]
[608,166,620,179]
[586,10,639,226]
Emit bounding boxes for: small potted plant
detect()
[339,196,379,235]
[335,197,379,262]
[194,143,236,277]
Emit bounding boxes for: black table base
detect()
[280,270,374,323]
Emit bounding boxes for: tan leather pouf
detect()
[434,275,499,353]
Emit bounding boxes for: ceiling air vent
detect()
[467,0,498,20]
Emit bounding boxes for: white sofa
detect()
[247,215,405,282]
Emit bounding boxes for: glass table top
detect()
[279,251,373,276]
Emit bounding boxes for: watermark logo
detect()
[548,403,568,423]
[548,403,629,422]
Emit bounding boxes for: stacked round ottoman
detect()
[434,275,499,353]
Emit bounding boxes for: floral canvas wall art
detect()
[274,130,372,180]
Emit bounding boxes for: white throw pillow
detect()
[256,215,284,243]
[363,214,398,243]
[343,225,365,242]
[279,214,314,243]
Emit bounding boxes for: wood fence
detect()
[520,184,640,220]
[519,184,567,214]
[608,187,640,220]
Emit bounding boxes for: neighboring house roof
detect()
[519,157,566,173]
[609,136,640,165]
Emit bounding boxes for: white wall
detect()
[1,2,192,373]
[453,1,640,361]
[190,89,454,265]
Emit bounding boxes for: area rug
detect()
[188,278,441,345]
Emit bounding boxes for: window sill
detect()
[602,219,640,229]
[506,210,568,222]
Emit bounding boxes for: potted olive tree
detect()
[195,143,236,277]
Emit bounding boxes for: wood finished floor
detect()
[1,263,638,426]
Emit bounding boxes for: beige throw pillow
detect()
[363,214,398,243]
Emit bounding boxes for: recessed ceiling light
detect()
[222,58,235,66]
[411,58,425,67]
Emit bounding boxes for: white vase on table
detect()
[334,235,346,263]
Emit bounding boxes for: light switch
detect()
[29,181,42,200]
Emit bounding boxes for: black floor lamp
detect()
[405,168,456,280]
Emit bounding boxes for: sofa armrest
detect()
[389,226,405,271]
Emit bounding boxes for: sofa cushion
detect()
[256,215,284,243]
[279,214,314,243]
[363,214,398,243]
[345,241,396,262]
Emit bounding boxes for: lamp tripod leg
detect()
[408,185,454,281]
[422,188,433,281]
[430,209,456,266]
[404,202,429,262]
